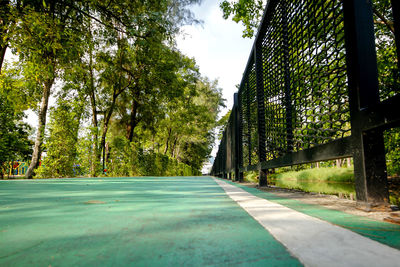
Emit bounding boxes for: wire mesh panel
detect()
[372,0,400,101]
[248,61,259,165]
[260,0,350,160]
[239,79,250,167]
[261,1,289,160]
[239,59,259,168]
[225,112,234,172]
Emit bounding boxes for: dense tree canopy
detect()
[0,0,225,178]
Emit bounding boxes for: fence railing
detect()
[211,0,400,207]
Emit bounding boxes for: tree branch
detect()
[373,7,395,34]
[63,2,149,39]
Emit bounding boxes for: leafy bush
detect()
[385,128,400,177]
[35,100,81,178]
[107,136,198,177]
[244,171,258,183]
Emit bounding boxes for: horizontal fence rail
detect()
[211,0,400,206]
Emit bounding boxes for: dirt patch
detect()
[237,182,400,223]
[84,200,106,204]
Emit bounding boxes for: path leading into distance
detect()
[1,176,400,266]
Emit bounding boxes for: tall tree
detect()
[9,3,84,178]
[35,97,84,178]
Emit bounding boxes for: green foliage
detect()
[385,128,400,176]
[0,95,32,177]
[35,99,82,178]
[220,0,265,38]
[372,1,400,177]
[373,0,399,100]
[271,167,354,183]
[244,167,354,185]
[106,136,199,177]
[269,167,356,197]
[2,0,222,178]
[0,70,32,177]
[153,77,224,171]
[243,171,258,183]
[216,110,231,140]
[272,177,356,196]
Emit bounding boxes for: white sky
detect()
[176,0,254,114]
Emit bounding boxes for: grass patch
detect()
[269,167,356,196]
[271,167,354,183]
[244,171,258,183]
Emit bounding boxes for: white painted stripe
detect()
[213,178,400,267]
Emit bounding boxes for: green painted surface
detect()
[221,179,400,249]
[0,177,301,267]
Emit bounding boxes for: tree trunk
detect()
[127,98,139,142]
[0,0,10,74]
[0,44,7,74]
[89,51,99,176]
[164,128,171,154]
[100,94,117,173]
[171,137,178,158]
[26,78,54,178]
[336,159,342,168]
[175,144,181,160]
[347,158,351,167]
[105,142,110,164]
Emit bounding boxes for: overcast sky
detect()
[176,0,254,115]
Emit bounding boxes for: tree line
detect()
[0,0,225,178]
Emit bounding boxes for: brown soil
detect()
[236,182,400,223]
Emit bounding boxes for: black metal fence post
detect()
[254,44,268,186]
[343,0,389,207]
[233,93,242,181]
[245,80,252,167]
[238,92,244,181]
[281,0,293,153]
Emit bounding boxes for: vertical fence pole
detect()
[281,0,294,153]
[254,45,268,186]
[233,93,242,182]
[245,80,252,167]
[223,132,227,178]
[238,92,244,181]
[343,0,389,208]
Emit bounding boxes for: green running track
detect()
[1,176,400,266]
[0,177,301,266]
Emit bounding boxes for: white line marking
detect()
[213,178,400,267]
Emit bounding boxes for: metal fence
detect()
[211,0,400,206]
